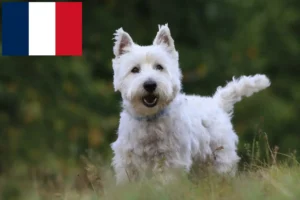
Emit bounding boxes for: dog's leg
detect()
[112,149,140,184]
[211,145,240,176]
[113,164,139,185]
[151,154,190,184]
[205,118,241,176]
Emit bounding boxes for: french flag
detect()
[2,2,82,56]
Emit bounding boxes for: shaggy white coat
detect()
[111,24,271,184]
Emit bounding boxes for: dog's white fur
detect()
[111,24,271,184]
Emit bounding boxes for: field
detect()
[1,140,299,200]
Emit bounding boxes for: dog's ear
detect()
[113,28,133,57]
[153,24,176,53]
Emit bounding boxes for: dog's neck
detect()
[132,107,169,121]
[123,104,170,122]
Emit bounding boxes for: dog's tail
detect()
[213,74,271,114]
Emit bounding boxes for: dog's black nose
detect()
[143,80,157,93]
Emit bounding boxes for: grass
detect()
[1,135,300,200]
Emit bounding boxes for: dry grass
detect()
[1,136,299,200]
[1,161,299,200]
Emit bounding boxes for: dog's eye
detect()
[131,66,140,73]
[155,64,164,71]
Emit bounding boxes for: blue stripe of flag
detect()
[2,2,29,56]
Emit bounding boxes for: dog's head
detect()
[112,24,182,116]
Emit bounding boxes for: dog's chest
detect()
[132,119,179,162]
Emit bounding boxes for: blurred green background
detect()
[0,0,300,173]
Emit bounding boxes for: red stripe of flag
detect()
[55,2,82,56]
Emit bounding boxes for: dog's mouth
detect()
[142,94,158,107]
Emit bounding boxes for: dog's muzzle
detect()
[142,80,158,107]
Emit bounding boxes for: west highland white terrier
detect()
[111,24,271,184]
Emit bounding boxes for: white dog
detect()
[111,24,270,184]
